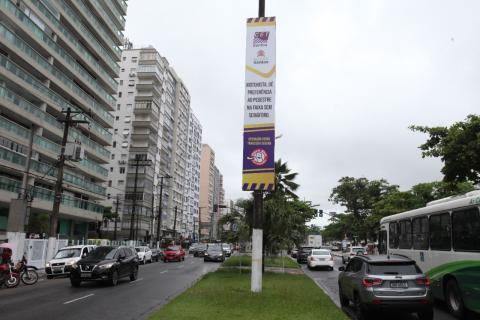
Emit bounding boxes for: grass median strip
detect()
[222,255,299,269]
[149,268,347,320]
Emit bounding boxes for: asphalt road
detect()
[0,255,220,320]
[301,255,456,320]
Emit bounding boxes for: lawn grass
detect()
[149,269,347,320]
[222,255,299,269]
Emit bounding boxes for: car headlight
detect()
[219,254,223,256]
[66,260,76,265]
[98,263,114,269]
[46,262,50,268]
[205,253,209,256]
[71,262,78,269]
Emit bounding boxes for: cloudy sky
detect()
[124,0,480,226]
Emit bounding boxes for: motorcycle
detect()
[15,255,39,285]
[0,262,20,288]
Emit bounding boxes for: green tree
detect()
[269,159,299,199]
[410,114,480,184]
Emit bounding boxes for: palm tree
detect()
[272,159,299,199]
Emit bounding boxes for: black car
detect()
[203,244,225,262]
[297,247,313,264]
[193,244,207,257]
[70,246,139,287]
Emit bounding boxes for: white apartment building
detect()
[104,47,202,242]
[0,0,126,239]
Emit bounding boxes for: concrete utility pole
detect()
[128,154,151,241]
[156,175,171,245]
[113,194,121,241]
[251,0,266,294]
[173,206,178,242]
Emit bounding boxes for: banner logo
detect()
[253,32,269,47]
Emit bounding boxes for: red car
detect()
[163,246,185,262]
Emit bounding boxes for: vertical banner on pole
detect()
[242,17,276,192]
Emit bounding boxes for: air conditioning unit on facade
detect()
[65,141,84,162]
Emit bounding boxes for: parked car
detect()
[45,245,95,279]
[150,247,160,262]
[163,245,185,262]
[204,244,225,262]
[342,246,366,264]
[70,246,139,287]
[296,247,313,264]
[193,244,207,257]
[135,246,152,264]
[290,249,298,258]
[338,255,433,320]
[222,243,232,257]
[307,249,334,270]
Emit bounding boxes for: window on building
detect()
[122,57,126,61]
[111,154,115,159]
[115,116,119,121]
[131,57,137,63]
[108,180,112,187]
[389,222,399,249]
[430,213,451,251]
[119,80,123,85]
[119,167,125,174]
[128,80,134,86]
[122,141,128,148]
[127,104,132,109]
[118,92,122,98]
[122,129,130,136]
[113,141,117,148]
[110,167,113,172]
[412,217,429,250]
[398,220,412,249]
[114,129,118,134]
[130,68,136,72]
[121,154,127,159]
[118,180,125,186]
[124,116,131,123]
[128,92,133,96]
[107,194,111,199]
[121,68,125,72]
[452,208,480,252]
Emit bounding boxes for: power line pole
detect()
[113,194,120,241]
[156,175,171,245]
[50,108,89,237]
[173,206,178,243]
[128,154,151,241]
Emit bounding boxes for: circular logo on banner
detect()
[250,148,268,166]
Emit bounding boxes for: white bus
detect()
[379,190,480,319]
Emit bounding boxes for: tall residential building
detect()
[185,114,202,241]
[105,46,201,242]
[199,144,225,241]
[0,0,126,239]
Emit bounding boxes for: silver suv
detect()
[338,255,433,320]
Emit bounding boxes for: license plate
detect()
[80,272,92,278]
[53,268,63,273]
[390,281,408,288]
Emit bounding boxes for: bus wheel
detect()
[445,278,465,319]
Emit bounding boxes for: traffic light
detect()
[317,209,323,218]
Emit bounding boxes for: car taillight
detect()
[362,278,383,287]
[415,278,431,286]
[350,253,355,255]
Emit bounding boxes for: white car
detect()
[307,249,334,270]
[342,246,366,264]
[135,246,152,264]
[45,245,96,279]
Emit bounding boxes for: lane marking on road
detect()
[160,270,168,274]
[129,278,144,284]
[63,293,95,305]
[190,261,194,265]
[177,265,184,269]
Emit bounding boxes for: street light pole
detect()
[251,0,266,293]
[113,194,121,241]
[128,154,151,241]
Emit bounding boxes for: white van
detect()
[45,245,96,278]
